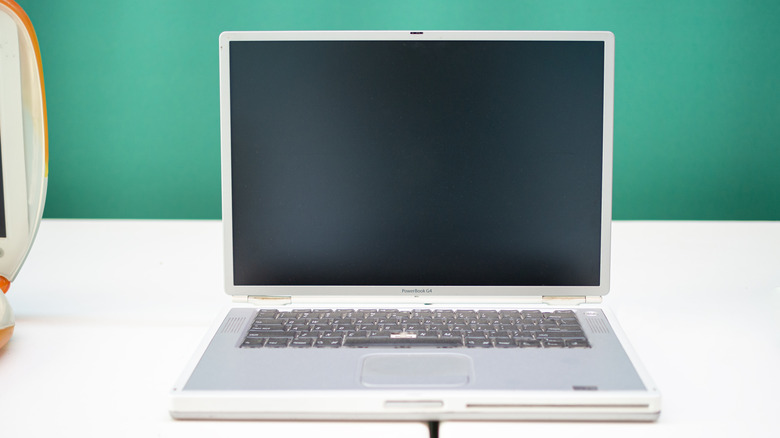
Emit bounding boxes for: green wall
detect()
[17,0,780,220]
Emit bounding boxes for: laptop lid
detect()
[219,31,614,304]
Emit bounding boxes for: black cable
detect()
[428,421,439,438]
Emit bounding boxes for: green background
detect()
[16,0,780,220]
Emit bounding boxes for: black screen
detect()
[229,40,605,286]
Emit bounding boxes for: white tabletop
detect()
[1,220,779,437]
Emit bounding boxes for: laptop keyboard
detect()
[240,309,590,349]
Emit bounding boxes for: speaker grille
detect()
[586,317,610,334]
[219,316,246,334]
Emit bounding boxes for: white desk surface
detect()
[1,220,778,437]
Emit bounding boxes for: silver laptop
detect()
[170,30,661,421]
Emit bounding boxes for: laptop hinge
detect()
[541,296,602,305]
[234,295,293,306]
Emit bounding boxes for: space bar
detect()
[343,337,463,348]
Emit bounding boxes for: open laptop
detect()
[170,30,661,421]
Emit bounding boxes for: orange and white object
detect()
[0,0,48,349]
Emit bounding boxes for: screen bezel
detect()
[218,31,615,300]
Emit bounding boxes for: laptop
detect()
[170,30,661,421]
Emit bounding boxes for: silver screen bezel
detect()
[219,31,615,300]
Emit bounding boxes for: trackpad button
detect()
[360,354,472,387]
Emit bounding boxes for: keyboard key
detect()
[315,338,343,347]
[566,339,590,348]
[518,340,542,348]
[542,339,566,348]
[241,338,266,347]
[290,339,315,347]
[466,339,492,348]
[265,338,291,347]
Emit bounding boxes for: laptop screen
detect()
[225,35,610,290]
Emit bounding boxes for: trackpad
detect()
[360,354,473,387]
